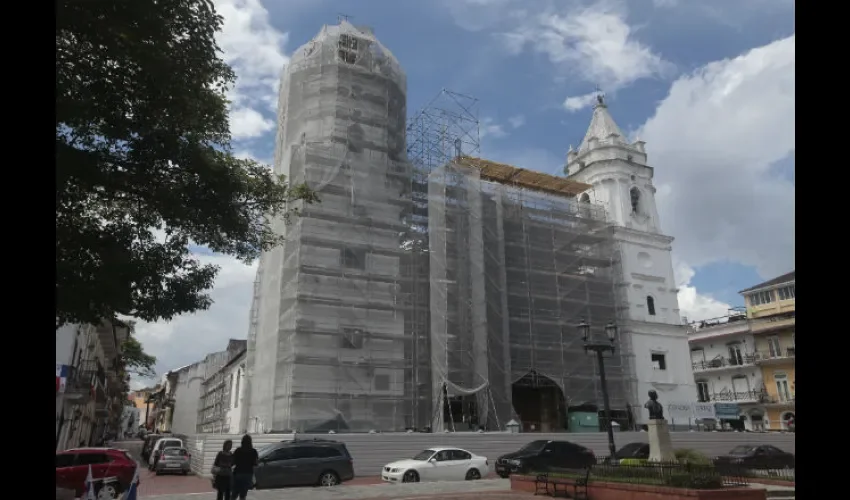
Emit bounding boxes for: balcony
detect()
[750,313,795,334]
[755,347,795,365]
[687,310,749,340]
[761,393,796,407]
[63,361,106,401]
[698,389,765,404]
[692,354,756,373]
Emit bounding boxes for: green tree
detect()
[56,0,317,327]
[121,324,158,379]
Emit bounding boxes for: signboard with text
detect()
[665,402,718,420]
[714,403,741,420]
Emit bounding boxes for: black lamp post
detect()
[579,318,619,460]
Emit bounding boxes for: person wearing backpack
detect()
[212,439,234,500]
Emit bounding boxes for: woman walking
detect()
[231,434,258,500]
[212,439,234,500]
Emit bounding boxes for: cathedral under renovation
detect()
[241,21,696,434]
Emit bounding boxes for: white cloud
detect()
[508,115,526,128]
[480,117,508,139]
[640,35,795,279]
[229,107,274,140]
[652,0,679,7]
[131,254,257,387]
[674,261,732,323]
[563,92,599,112]
[502,1,673,111]
[215,0,289,141]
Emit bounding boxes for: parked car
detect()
[149,437,184,470]
[714,445,795,469]
[607,442,650,464]
[495,440,595,477]
[253,438,355,489]
[56,447,138,499]
[155,447,192,475]
[381,447,489,483]
[141,434,162,462]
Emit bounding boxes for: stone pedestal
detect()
[647,419,676,462]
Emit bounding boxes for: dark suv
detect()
[254,439,355,489]
[495,440,596,477]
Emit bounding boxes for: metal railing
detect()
[580,458,795,488]
[754,348,795,361]
[691,354,756,371]
[698,390,765,403]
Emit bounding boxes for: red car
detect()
[56,447,138,498]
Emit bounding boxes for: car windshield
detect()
[518,440,548,453]
[412,449,436,461]
[729,446,756,456]
[614,443,644,458]
[258,444,279,459]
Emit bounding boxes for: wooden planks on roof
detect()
[454,156,590,197]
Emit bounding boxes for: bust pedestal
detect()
[647,419,675,462]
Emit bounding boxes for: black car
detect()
[494,440,596,477]
[714,445,794,469]
[253,439,355,489]
[607,442,650,463]
[141,434,162,462]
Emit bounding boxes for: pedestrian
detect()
[212,439,234,500]
[231,434,258,500]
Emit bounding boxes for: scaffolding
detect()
[246,21,418,433]
[244,21,634,434]
[427,158,632,432]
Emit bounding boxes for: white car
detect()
[381,447,489,483]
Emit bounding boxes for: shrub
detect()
[674,448,711,465]
[665,472,723,489]
[619,458,649,466]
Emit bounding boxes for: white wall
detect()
[631,326,697,424]
[171,363,206,435]
[223,358,247,434]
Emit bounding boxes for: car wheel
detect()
[498,473,510,479]
[318,471,340,487]
[465,469,481,480]
[402,470,420,483]
[96,484,119,500]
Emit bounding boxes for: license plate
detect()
[166,463,180,467]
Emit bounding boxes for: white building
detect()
[687,309,767,431]
[198,348,247,434]
[566,95,697,424]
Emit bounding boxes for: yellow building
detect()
[739,270,795,430]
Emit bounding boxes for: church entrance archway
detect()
[511,371,567,432]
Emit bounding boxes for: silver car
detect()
[155,447,191,475]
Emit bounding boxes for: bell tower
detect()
[565,93,696,424]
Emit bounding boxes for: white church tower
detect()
[566,94,697,426]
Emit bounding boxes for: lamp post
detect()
[579,318,619,460]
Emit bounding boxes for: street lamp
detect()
[579,318,619,460]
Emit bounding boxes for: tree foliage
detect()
[121,323,158,379]
[56,0,317,327]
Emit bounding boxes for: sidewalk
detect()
[142,478,513,500]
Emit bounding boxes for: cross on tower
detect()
[594,84,605,105]
[338,13,353,23]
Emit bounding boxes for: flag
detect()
[56,364,69,393]
[122,466,140,500]
[84,464,96,500]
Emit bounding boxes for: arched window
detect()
[647,296,656,316]
[630,187,641,213]
[579,193,590,203]
[234,370,241,408]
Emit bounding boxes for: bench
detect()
[534,468,590,499]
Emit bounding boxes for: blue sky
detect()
[131,0,795,384]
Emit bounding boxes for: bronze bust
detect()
[645,390,664,420]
